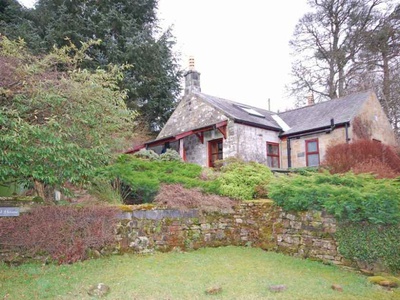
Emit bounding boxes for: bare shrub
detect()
[322,139,400,178]
[153,184,237,213]
[0,206,119,264]
[351,158,398,179]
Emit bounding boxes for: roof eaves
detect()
[280,121,349,138]
[233,118,282,132]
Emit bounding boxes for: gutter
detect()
[233,118,281,132]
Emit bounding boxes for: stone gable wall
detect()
[157,94,228,139]
[116,201,343,265]
[354,93,397,146]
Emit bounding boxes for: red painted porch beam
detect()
[124,144,146,154]
[175,130,195,140]
[195,132,204,144]
[215,120,228,139]
[129,120,229,152]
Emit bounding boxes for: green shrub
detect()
[336,222,400,272]
[89,179,127,204]
[159,149,183,161]
[217,160,273,200]
[96,156,276,203]
[268,172,400,225]
[133,149,159,161]
[133,149,183,162]
[95,155,218,204]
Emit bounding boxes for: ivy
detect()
[336,222,400,272]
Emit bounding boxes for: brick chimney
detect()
[184,56,201,95]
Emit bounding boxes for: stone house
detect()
[129,65,397,169]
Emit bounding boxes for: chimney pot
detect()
[184,56,201,95]
[307,93,315,106]
[189,56,195,70]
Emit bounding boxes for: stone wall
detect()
[228,123,280,164]
[0,200,345,266]
[116,201,344,265]
[183,120,281,167]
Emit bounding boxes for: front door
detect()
[208,139,223,167]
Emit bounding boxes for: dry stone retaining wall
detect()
[116,201,344,265]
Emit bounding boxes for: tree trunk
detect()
[33,180,52,204]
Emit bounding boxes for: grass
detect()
[1,246,399,299]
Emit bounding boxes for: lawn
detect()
[0,246,398,300]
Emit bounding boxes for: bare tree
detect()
[351,3,400,135]
[289,0,388,105]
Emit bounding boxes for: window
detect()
[305,139,320,167]
[266,142,280,168]
[235,105,265,118]
[208,139,223,167]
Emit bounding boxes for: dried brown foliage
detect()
[322,139,400,178]
[0,57,20,89]
[0,206,119,264]
[351,158,399,179]
[154,184,238,213]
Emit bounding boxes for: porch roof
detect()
[125,120,228,154]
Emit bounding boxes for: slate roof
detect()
[193,90,371,136]
[196,92,281,130]
[278,90,372,136]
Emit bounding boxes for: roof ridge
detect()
[195,91,275,114]
[278,90,372,115]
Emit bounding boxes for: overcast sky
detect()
[18,0,310,112]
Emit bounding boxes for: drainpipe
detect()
[287,138,292,168]
[179,139,184,159]
[285,120,337,168]
[345,122,350,143]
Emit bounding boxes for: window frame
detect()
[305,138,320,167]
[208,138,223,167]
[266,142,280,168]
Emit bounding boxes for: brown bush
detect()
[351,158,398,179]
[0,206,119,264]
[153,184,237,213]
[322,140,400,178]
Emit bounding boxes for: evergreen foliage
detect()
[268,171,400,225]
[217,160,273,200]
[95,155,215,204]
[0,0,182,131]
[95,156,274,203]
[336,222,400,272]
